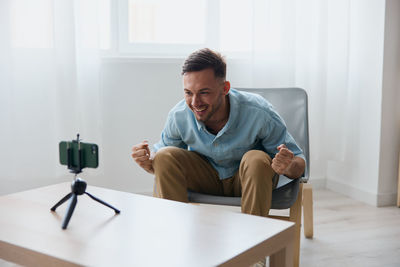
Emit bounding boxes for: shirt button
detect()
[214,143,218,147]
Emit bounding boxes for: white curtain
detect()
[222,0,386,189]
[221,0,329,180]
[0,0,103,195]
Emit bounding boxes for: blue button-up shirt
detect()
[153,88,304,179]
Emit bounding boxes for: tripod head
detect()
[71,177,87,194]
[69,134,83,174]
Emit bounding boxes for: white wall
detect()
[92,58,183,193]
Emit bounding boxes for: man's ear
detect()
[223,81,231,95]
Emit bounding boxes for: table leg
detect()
[269,240,294,267]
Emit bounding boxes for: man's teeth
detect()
[195,107,206,112]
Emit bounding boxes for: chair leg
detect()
[397,155,400,207]
[288,183,302,267]
[302,183,314,238]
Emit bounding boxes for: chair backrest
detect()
[238,88,310,182]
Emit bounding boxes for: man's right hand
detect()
[131,141,154,174]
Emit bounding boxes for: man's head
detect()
[182,48,226,81]
[182,48,230,129]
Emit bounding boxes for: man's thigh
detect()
[155,147,224,196]
[222,150,279,197]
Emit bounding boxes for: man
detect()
[132,48,305,217]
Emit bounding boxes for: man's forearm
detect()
[284,156,306,179]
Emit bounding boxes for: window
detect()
[128,0,205,44]
[116,0,216,57]
[101,0,255,57]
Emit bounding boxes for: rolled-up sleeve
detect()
[260,108,305,160]
[153,113,187,152]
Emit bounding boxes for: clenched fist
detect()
[271,144,294,175]
[131,140,154,174]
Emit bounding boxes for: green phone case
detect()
[59,141,99,169]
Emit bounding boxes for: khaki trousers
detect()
[153,147,278,217]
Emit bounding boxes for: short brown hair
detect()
[182,48,226,80]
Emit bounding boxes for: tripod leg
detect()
[85,192,120,214]
[51,193,73,212]
[61,194,78,229]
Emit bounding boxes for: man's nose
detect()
[192,94,200,106]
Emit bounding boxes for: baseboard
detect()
[376,192,398,206]
[326,179,398,207]
[326,179,376,206]
[308,177,326,189]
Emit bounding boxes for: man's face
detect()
[183,68,229,124]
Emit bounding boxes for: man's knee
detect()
[242,150,272,168]
[154,146,182,160]
[152,147,189,202]
[240,150,275,185]
[153,146,183,171]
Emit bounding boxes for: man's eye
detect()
[185,92,192,96]
[200,92,209,95]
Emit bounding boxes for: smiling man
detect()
[131,48,305,217]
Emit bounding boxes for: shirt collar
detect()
[192,88,240,134]
[216,89,239,137]
[195,118,204,131]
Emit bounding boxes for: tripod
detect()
[51,134,120,229]
[51,177,120,229]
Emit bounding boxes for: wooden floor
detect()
[1,188,399,267]
[300,188,400,267]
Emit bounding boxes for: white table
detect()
[0,183,294,266]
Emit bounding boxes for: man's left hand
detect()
[271,144,294,175]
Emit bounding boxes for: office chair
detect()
[187,88,313,267]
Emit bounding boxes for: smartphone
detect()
[59,141,99,169]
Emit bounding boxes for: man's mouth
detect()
[194,107,207,112]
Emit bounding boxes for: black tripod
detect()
[51,135,120,229]
[51,177,120,229]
